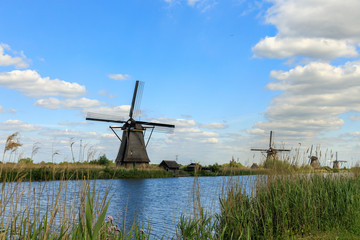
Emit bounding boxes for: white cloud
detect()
[187,0,201,6]
[108,74,131,81]
[0,70,86,97]
[0,43,29,68]
[58,121,92,125]
[253,37,358,59]
[250,61,360,140]
[42,129,98,138]
[198,122,227,129]
[98,90,117,99]
[150,118,196,128]
[0,106,16,114]
[254,0,360,60]
[0,120,42,132]
[35,97,104,110]
[266,0,360,40]
[350,116,360,121]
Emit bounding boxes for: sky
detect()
[1,0,360,167]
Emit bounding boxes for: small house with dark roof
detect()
[159,160,180,173]
[251,163,259,169]
[186,163,201,172]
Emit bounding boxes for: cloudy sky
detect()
[1,0,360,166]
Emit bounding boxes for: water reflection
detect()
[2,175,258,239]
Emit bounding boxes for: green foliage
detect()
[209,163,220,172]
[89,154,113,166]
[18,157,33,164]
[217,175,360,239]
[263,158,294,173]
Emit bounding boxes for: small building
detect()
[159,160,180,173]
[251,163,259,169]
[186,163,201,172]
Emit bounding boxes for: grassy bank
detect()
[177,173,360,239]
[0,163,174,181]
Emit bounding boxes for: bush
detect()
[18,157,33,164]
[90,154,112,166]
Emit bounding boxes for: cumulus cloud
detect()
[108,74,131,81]
[0,120,42,132]
[198,122,227,129]
[254,0,360,59]
[350,116,360,121]
[35,97,104,110]
[253,37,358,59]
[251,61,360,140]
[266,0,360,40]
[41,129,98,138]
[0,70,86,97]
[0,106,16,114]
[0,43,29,68]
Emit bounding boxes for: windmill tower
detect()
[308,145,319,168]
[86,81,175,168]
[251,131,290,160]
[332,152,347,169]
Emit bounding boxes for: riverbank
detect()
[0,163,174,181]
[0,161,351,182]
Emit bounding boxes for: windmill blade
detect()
[309,145,313,158]
[129,81,144,118]
[251,148,268,152]
[137,120,175,128]
[273,149,291,152]
[144,126,175,134]
[86,112,127,124]
[269,131,273,148]
[132,81,144,119]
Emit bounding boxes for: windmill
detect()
[332,152,347,169]
[308,145,319,168]
[86,81,175,168]
[251,131,290,160]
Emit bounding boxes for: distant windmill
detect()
[251,131,290,160]
[308,145,319,168]
[86,81,175,168]
[332,152,347,169]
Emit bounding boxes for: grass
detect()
[0,163,174,182]
[0,169,151,239]
[176,173,360,239]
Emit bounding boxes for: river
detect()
[4,175,258,239]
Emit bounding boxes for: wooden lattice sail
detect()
[86,81,175,167]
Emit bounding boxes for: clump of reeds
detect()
[217,174,360,239]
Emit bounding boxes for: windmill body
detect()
[308,145,319,168]
[332,152,347,169]
[86,81,175,167]
[251,131,290,161]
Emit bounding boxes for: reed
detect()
[0,168,151,239]
[177,173,360,239]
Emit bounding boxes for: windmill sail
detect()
[86,80,175,167]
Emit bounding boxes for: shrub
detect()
[18,157,33,164]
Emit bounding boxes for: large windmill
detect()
[308,145,319,168]
[251,131,290,160]
[86,81,175,168]
[331,152,347,169]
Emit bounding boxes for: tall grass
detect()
[0,169,151,239]
[177,173,360,239]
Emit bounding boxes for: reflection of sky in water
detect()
[2,176,258,239]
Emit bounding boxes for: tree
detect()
[18,157,33,164]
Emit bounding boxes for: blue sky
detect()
[1,0,360,167]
